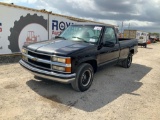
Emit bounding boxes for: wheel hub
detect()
[81,70,91,87]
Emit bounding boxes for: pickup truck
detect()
[19,24,138,92]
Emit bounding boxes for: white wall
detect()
[48,15,77,39]
[0,4,48,54]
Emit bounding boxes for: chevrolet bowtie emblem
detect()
[31,57,38,61]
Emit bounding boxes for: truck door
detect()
[99,27,120,64]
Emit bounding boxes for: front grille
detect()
[25,49,69,73]
[28,51,51,60]
[28,59,51,69]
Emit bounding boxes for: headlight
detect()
[22,48,27,54]
[52,65,65,72]
[51,56,71,64]
[52,65,71,73]
[57,58,66,63]
[51,56,71,73]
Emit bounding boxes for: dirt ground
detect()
[0,43,160,120]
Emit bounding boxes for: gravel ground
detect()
[0,43,160,120]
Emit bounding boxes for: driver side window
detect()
[103,27,117,43]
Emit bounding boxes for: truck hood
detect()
[26,39,94,56]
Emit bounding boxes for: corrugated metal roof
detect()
[0,2,115,26]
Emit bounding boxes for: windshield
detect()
[59,25,103,43]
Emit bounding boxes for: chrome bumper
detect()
[19,60,76,83]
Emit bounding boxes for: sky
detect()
[0,0,160,33]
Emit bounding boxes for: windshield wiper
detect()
[72,37,88,43]
[55,36,66,40]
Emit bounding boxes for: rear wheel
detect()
[122,53,132,68]
[71,63,94,92]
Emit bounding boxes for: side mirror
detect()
[103,41,115,47]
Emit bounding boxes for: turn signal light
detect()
[65,67,71,73]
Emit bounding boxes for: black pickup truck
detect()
[19,24,138,92]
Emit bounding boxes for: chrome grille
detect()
[28,51,51,61]
[28,58,51,70]
[26,50,51,70]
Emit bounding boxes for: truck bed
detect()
[118,38,138,49]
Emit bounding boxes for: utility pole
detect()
[121,21,123,33]
[128,23,130,38]
[121,21,123,38]
[128,23,130,29]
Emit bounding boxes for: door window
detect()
[103,27,117,43]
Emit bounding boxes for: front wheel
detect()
[122,53,132,68]
[71,63,94,92]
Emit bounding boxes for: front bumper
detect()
[19,60,76,83]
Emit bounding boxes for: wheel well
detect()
[130,49,134,54]
[85,60,97,73]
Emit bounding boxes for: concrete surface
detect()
[0,43,160,120]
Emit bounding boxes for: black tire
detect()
[8,14,47,53]
[145,44,147,48]
[71,63,94,92]
[122,53,132,68]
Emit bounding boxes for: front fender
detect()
[73,56,97,72]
